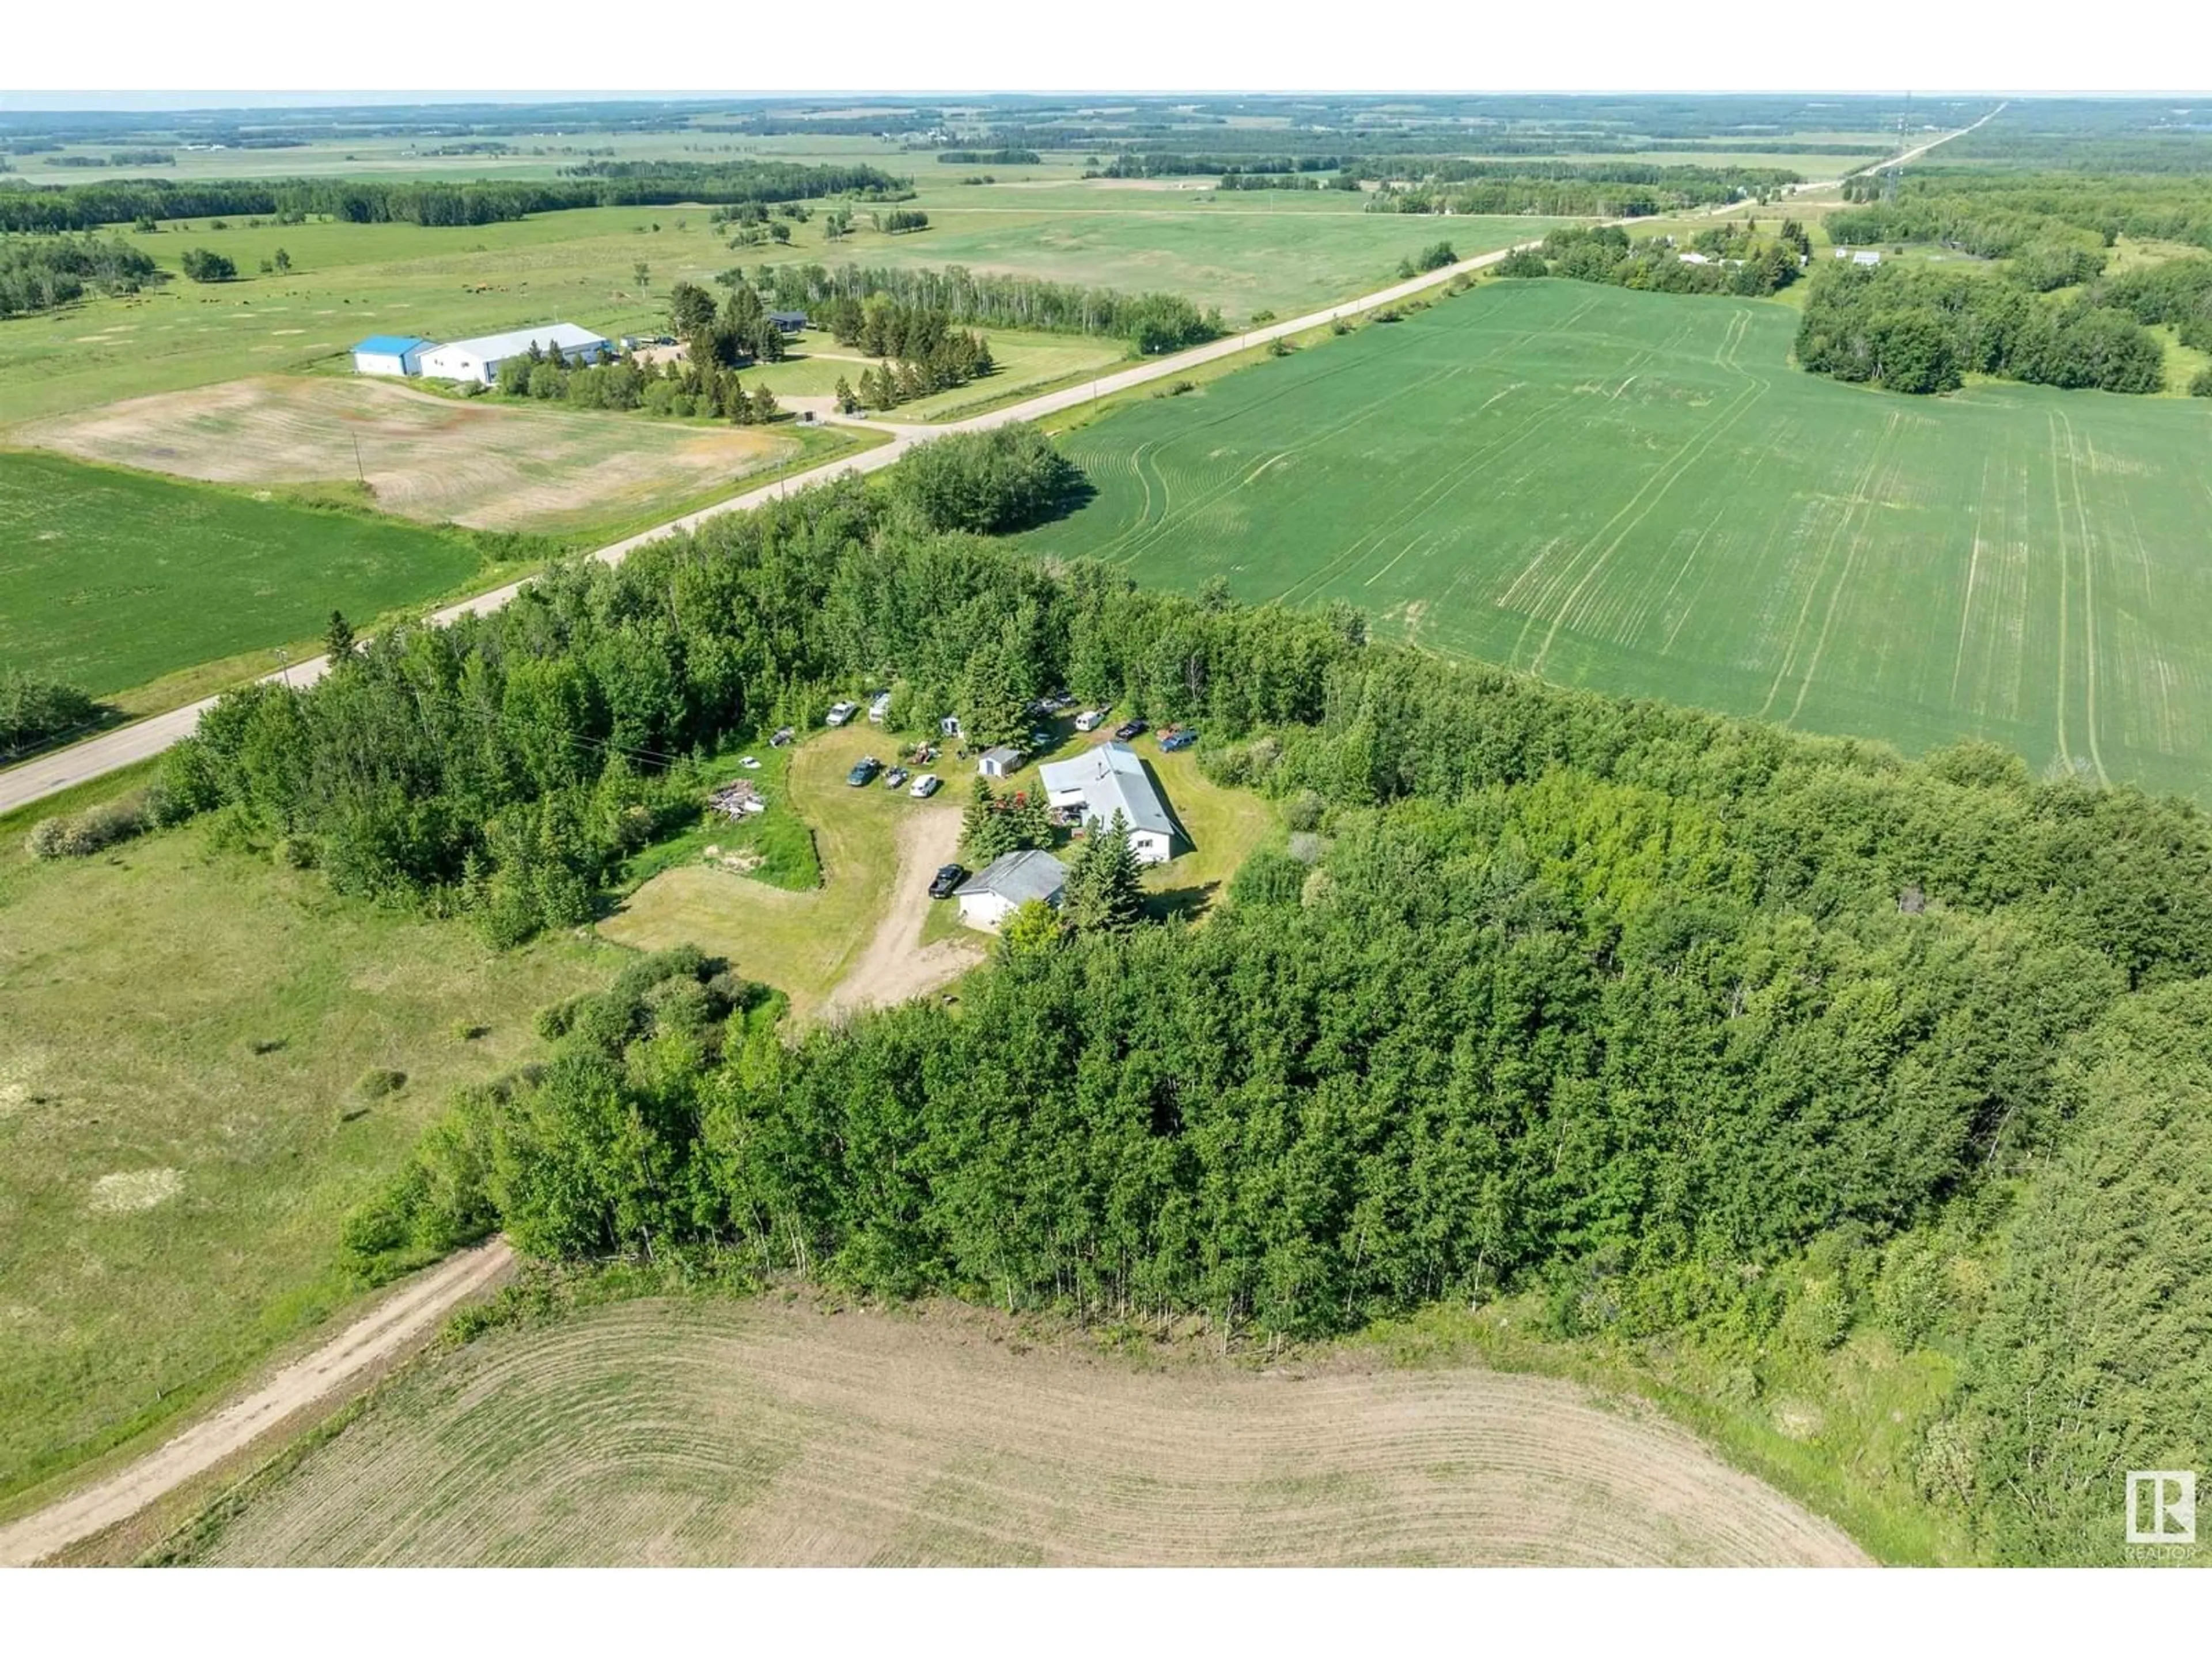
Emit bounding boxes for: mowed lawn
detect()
[0,807,618,1504]
[0,451,480,698]
[1021,278,2212,800]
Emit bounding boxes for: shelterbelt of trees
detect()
[1370,161,1802,218]
[1831,169,2212,259]
[105,429,2210,1560]
[1795,259,2166,395]
[0,161,906,233]
[1498,221,1808,298]
[753,261,1223,354]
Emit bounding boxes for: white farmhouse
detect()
[418,322,611,385]
[1036,740,1176,865]
[955,849,1069,931]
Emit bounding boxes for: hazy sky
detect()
[8,0,2209,97]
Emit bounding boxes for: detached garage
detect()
[350,335,433,377]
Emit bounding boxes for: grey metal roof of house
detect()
[1036,740,1174,839]
[980,745,1025,766]
[955,849,1069,907]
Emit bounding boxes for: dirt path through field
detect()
[189,1297,1874,1566]
[820,802,979,1021]
[0,1239,513,1567]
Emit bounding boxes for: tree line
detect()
[748,262,1223,353]
[0,232,156,317]
[1795,259,2165,395]
[0,161,904,233]
[211,453,2209,1562]
[1370,161,1799,219]
[1499,221,1805,298]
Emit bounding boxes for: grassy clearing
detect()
[169,1294,1867,1566]
[0,819,619,1504]
[0,450,486,698]
[613,741,823,895]
[1141,743,1277,916]
[1021,277,2212,801]
[598,723,943,1022]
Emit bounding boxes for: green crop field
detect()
[0,451,485,700]
[1021,278,2212,800]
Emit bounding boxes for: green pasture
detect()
[1020,278,2212,800]
[0,188,1570,425]
[0,451,486,699]
[0,806,618,1504]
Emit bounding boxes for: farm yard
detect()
[173,1296,1870,1567]
[1024,277,2212,801]
[599,724,982,1024]
[0,450,489,702]
[20,376,805,536]
[0,799,617,1508]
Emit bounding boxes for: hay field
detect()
[0,805,617,1503]
[21,377,797,535]
[186,1297,1869,1566]
[1022,278,2212,801]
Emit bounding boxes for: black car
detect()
[928,863,965,900]
[1113,719,1148,741]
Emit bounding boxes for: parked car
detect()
[1028,728,1055,749]
[884,767,910,790]
[1113,719,1148,741]
[1161,728,1198,752]
[868,691,893,724]
[768,726,796,747]
[909,773,941,798]
[739,755,763,770]
[927,863,965,899]
[846,756,880,787]
[1074,709,1106,733]
[826,701,859,728]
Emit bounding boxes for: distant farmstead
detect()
[350,335,434,377]
[417,323,611,385]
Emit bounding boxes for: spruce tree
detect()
[1064,810,1144,933]
[961,777,1016,865]
[323,609,356,665]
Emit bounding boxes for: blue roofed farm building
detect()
[350,335,434,377]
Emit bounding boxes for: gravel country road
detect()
[0,1239,514,1567]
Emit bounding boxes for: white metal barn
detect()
[1037,740,1177,864]
[417,323,611,385]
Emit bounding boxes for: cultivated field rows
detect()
[190,1298,1869,1567]
[1027,280,2212,798]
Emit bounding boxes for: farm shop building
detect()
[418,323,611,385]
[350,335,434,377]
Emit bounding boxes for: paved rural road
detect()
[0,107,2002,819]
[0,1238,513,1567]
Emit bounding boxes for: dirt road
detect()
[0,1238,513,1567]
[819,802,979,1021]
